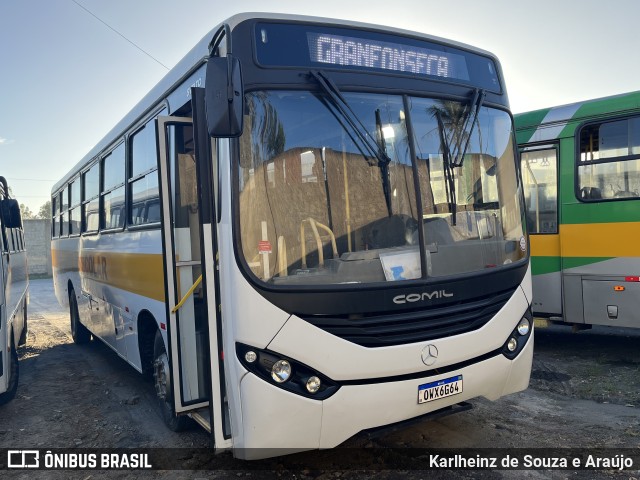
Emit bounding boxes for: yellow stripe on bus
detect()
[52,248,165,302]
[529,234,560,257]
[561,223,640,258]
[530,223,640,259]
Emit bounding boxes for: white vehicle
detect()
[0,177,29,405]
[51,13,532,459]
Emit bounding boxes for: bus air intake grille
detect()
[298,289,515,347]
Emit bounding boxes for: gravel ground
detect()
[1,279,639,479]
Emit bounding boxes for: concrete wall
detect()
[23,219,52,276]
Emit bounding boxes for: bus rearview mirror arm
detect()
[205,24,244,138]
[204,56,244,138]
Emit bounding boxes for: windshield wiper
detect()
[435,110,458,225]
[434,88,486,225]
[310,70,393,216]
[450,88,486,167]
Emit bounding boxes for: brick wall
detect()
[23,219,52,276]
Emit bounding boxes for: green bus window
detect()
[521,147,558,233]
[579,117,640,200]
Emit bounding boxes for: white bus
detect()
[51,13,533,458]
[0,177,28,405]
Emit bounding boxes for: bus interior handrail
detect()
[300,218,338,268]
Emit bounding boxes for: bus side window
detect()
[578,117,640,200]
[69,178,81,235]
[52,194,59,238]
[101,142,126,231]
[146,200,161,223]
[82,162,100,233]
[129,116,161,226]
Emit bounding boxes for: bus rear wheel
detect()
[18,301,27,347]
[153,330,188,431]
[0,336,19,405]
[69,290,91,344]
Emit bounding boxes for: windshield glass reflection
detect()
[238,91,525,285]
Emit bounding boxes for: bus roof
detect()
[515,90,640,133]
[53,12,501,193]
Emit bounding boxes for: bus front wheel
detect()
[153,330,188,431]
[69,290,91,344]
[0,335,19,405]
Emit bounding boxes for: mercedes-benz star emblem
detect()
[421,344,438,366]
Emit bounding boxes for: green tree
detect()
[20,203,35,219]
[37,200,52,219]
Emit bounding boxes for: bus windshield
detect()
[238,90,525,285]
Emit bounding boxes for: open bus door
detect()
[156,88,231,450]
[520,144,562,317]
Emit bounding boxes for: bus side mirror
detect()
[0,199,22,229]
[205,55,244,138]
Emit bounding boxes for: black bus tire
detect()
[69,290,91,344]
[153,330,188,432]
[0,336,19,405]
[18,301,27,347]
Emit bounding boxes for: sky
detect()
[1,0,639,213]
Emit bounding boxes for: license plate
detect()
[418,375,463,404]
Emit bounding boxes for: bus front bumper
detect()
[235,333,533,459]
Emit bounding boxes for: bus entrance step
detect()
[189,408,211,433]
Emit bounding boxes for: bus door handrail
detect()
[171,274,203,314]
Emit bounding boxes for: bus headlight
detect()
[271,360,291,383]
[517,318,530,336]
[236,343,340,400]
[502,309,533,359]
[306,376,321,393]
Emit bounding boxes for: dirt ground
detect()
[1,279,640,479]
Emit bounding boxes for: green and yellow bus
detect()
[516,91,640,329]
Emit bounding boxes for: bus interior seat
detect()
[424,217,454,245]
[580,186,601,200]
[361,214,418,249]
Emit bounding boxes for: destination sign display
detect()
[307,32,469,82]
[254,22,501,92]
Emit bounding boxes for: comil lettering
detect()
[314,35,450,78]
[393,290,453,304]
